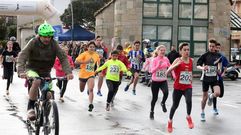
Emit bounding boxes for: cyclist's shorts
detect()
[26,70,53,91]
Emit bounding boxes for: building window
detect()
[160,0,172,2]
[143,25,157,39]
[158,26,172,40]
[180,0,191,2]
[193,27,207,41]
[194,42,206,55]
[158,4,172,18]
[144,0,157,1]
[194,5,208,19]
[179,26,190,40]
[143,3,157,17]
[179,4,191,18]
[195,0,207,3]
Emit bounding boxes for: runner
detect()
[212,42,228,115]
[149,45,172,119]
[165,43,194,133]
[54,46,74,102]
[95,50,131,111]
[75,41,100,112]
[95,36,107,96]
[0,41,17,95]
[124,40,145,95]
[197,39,221,122]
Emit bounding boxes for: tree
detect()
[0,17,7,40]
[60,0,111,31]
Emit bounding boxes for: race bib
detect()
[205,66,217,77]
[179,71,192,84]
[131,58,139,65]
[109,65,119,74]
[156,69,166,80]
[5,55,14,63]
[86,63,94,72]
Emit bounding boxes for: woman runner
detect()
[165,43,194,133]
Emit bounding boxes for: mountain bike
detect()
[26,77,62,135]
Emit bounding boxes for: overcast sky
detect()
[51,0,70,14]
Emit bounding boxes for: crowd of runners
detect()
[0,22,228,133]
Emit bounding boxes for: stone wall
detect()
[209,0,231,57]
[95,2,115,47]
[95,0,143,49]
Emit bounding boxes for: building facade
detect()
[95,0,231,71]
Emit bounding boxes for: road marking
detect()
[196,98,240,109]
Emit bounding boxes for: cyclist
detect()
[75,41,100,112]
[17,22,74,121]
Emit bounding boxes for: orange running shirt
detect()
[75,51,100,79]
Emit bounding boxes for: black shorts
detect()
[79,76,95,83]
[202,81,219,92]
[3,67,13,79]
[130,68,141,75]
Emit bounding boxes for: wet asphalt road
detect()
[0,69,241,135]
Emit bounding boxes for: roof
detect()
[94,0,116,17]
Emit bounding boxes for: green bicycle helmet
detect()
[38,22,55,37]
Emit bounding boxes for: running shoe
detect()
[207,93,213,106]
[88,104,94,112]
[97,91,103,96]
[59,97,64,102]
[149,112,154,120]
[167,121,173,133]
[161,103,167,113]
[213,108,219,115]
[106,103,110,111]
[6,90,9,95]
[132,90,136,95]
[124,85,129,92]
[200,112,206,122]
[27,109,36,121]
[111,100,114,107]
[186,116,194,129]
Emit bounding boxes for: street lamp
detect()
[70,0,74,41]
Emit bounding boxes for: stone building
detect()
[95,0,231,71]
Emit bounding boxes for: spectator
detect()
[167,45,180,64]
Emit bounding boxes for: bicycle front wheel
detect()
[36,100,59,135]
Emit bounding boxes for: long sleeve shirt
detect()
[17,37,72,76]
[96,59,128,82]
[151,56,171,82]
[54,55,74,77]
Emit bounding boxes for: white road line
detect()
[196,98,239,109]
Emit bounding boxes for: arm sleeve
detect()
[141,51,145,62]
[17,39,33,74]
[75,53,84,63]
[222,56,229,67]
[120,61,128,72]
[151,58,159,73]
[197,54,205,66]
[55,43,72,74]
[96,61,108,72]
[69,57,75,68]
